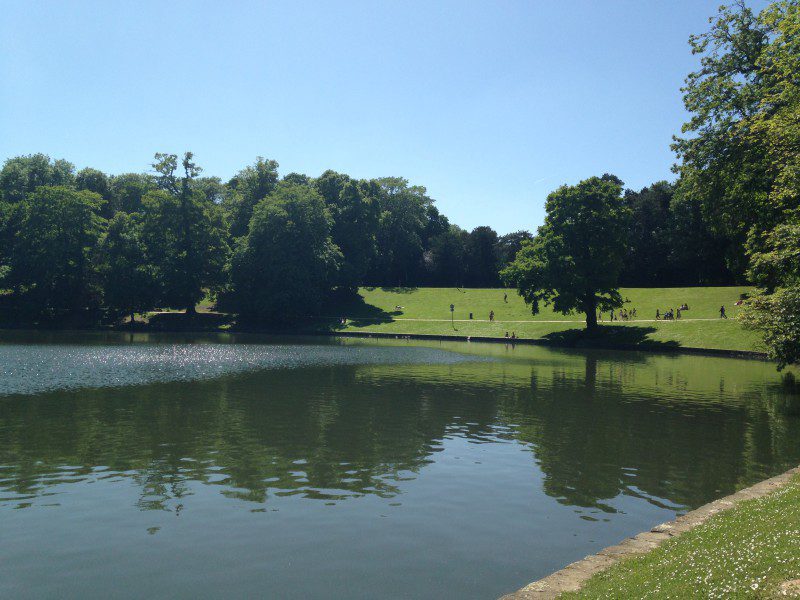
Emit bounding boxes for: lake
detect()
[1,332,798,599]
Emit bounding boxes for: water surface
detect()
[1,332,798,599]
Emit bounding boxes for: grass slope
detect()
[564,475,800,599]
[325,287,762,352]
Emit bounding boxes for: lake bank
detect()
[0,286,767,356]
[501,465,800,599]
[0,318,769,361]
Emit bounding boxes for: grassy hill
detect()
[321,286,763,353]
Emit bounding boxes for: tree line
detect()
[0,152,538,323]
[0,154,729,325]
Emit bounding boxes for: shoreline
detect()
[500,464,800,599]
[0,324,768,360]
[313,330,768,360]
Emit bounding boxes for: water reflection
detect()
[1,340,798,516]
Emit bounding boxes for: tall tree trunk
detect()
[186,304,197,316]
[584,296,598,330]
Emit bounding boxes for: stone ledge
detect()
[499,465,800,599]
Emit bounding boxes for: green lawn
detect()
[564,475,800,599]
[322,287,762,353]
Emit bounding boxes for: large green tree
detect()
[464,226,500,287]
[229,183,341,322]
[6,186,106,316]
[502,176,630,329]
[423,224,468,286]
[368,177,431,286]
[314,170,380,289]
[673,0,800,277]
[97,212,158,324]
[140,152,229,313]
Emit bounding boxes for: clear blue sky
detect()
[0,0,766,233]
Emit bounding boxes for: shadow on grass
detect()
[300,289,399,332]
[541,324,681,350]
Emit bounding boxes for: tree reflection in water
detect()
[1,342,799,517]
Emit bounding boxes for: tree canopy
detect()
[502,176,630,329]
[6,186,105,317]
[229,183,341,322]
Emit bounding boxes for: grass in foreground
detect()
[563,475,800,599]
[324,287,762,352]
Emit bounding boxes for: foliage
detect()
[97,212,158,321]
[229,183,341,322]
[368,177,431,286]
[497,230,533,272]
[6,186,106,316]
[0,154,76,203]
[673,0,800,277]
[741,286,800,370]
[108,173,156,213]
[141,152,229,312]
[620,181,733,286]
[225,157,279,238]
[746,213,800,290]
[423,224,468,286]
[0,200,12,281]
[76,167,112,217]
[502,176,630,328]
[314,170,380,289]
[741,212,800,369]
[464,226,500,287]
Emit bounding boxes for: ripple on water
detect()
[0,343,492,397]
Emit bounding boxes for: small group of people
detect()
[599,307,636,322]
[504,331,517,340]
[656,303,691,321]
[657,308,681,320]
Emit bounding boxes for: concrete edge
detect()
[318,330,767,360]
[498,465,800,599]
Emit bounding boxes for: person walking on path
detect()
[720,305,727,319]
[489,310,495,322]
